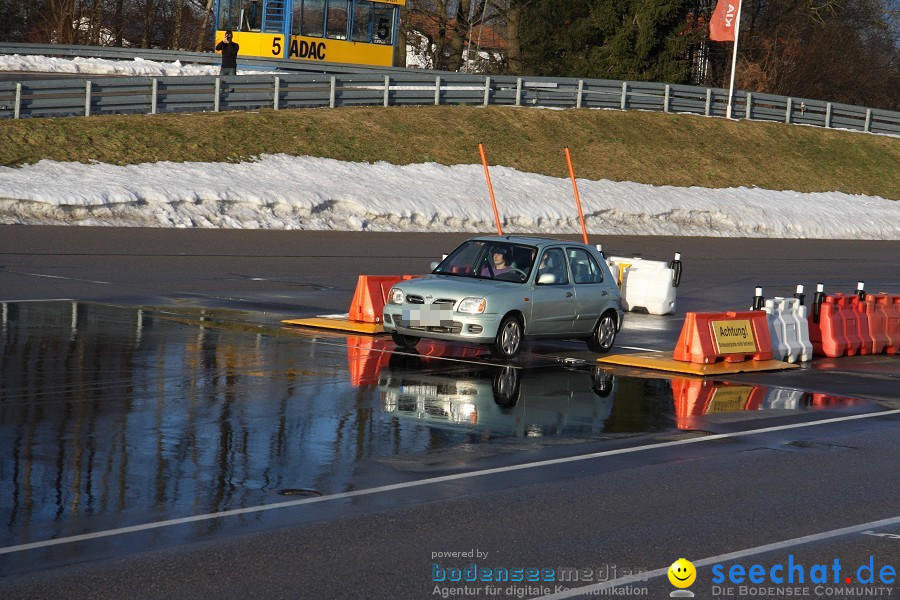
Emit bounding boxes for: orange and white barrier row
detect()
[672,281,898,365]
[808,286,899,358]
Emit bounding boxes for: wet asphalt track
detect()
[0,226,898,599]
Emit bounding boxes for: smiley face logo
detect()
[667,558,696,588]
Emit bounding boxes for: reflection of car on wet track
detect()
[378,359,618,438]
[382,235,624,359]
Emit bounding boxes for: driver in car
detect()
[481,248,512,277]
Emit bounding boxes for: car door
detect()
[528,247,576,334]
[566,247,614,334]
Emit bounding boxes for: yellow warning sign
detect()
[710,319,757,354]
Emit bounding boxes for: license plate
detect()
[403,306,452,327]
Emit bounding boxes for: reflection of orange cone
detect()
[671,378,711,429]
[347,335,392,387]
[416,339,484,359]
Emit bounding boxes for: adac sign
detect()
[289,38,327,60]
[273,35,394,66]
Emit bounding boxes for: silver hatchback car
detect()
[383,236,624,358]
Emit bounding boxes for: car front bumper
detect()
[382,306,499,344]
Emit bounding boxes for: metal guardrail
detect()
[1,42,898,135]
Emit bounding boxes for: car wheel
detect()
[490,314,523,359]
[587,312,617,353]
[492,366,521,407]
[388,350,422,371]
[391,330,420,349]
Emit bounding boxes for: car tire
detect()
[492,366,521,407]
[490,314,523,359]
[391,330,420,349]
[388,350,422,371]
[587,312,617,353]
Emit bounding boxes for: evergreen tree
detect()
[517,0,697,83]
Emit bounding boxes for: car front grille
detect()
[394,318,463,334]
[405,296,456,307]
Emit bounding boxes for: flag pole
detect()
[725,0,744,120]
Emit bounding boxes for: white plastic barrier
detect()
[606,256,678,316]
[761,388,805,410]
[763,297,813,363]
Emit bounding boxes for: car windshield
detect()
[432,240,537,284]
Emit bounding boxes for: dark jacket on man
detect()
[216,40,239,69]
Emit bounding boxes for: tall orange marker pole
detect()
[478,142,503,235]
[564,146,589,244]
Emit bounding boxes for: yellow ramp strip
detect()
[598,351,798,376]
[281,317,383,334]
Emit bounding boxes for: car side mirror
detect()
[537,273,556,285]
[430,261,440,270]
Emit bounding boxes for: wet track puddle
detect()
[0,301,878,568]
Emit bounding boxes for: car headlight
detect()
[458,297,486,314]
[388,287,404,304]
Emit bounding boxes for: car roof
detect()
[470,235,594,248]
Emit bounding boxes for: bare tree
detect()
[172,0,184,48]
[445,0,471,71]
[479,0,533,74]
[141,0,154,47]
[195,0,215,51]
[113,0,125,45]
[48,0,77,44]
[737,0,900,109]
[404,0,488,71]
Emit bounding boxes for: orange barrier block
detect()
[893,295,900,354]
[849,295,875,355]
[348,275,406,324]
[673,310,773,364]
[861,294,888,355]
[872,294,894,354]
[809,296,848,358]
[834,293,863,357]
[283,274,422,334]
[880,294,900,354]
